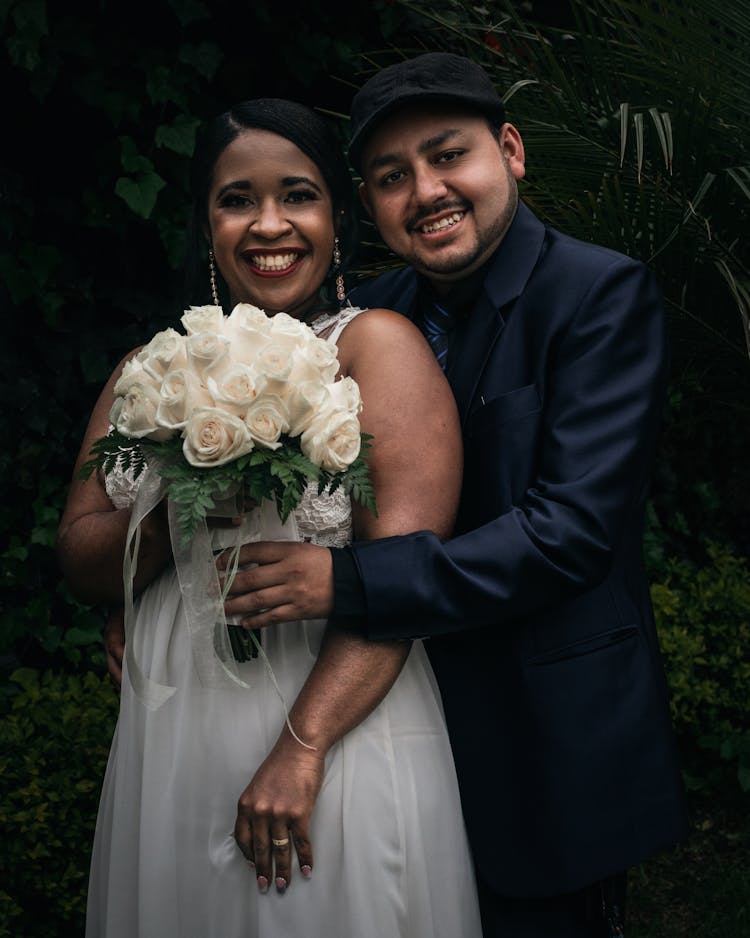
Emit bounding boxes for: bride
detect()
[56,99,482,938]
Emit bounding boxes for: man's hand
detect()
[103,607,125,689]
[234,730,324,893]
[219,541,334,628]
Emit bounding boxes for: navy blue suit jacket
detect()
[347,202,688,896]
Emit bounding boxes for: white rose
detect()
[255,338,296,388]
[181,304,225,335]
[327,375,363,415]
[182,407,254,467]
[269,311,310,342]
[186,331,231,378]
[156,368,214,430]
[306,335,340,381]
[300,408,361,472]
[288,336,339,386]
[286,380,332,437]
[113,356,159,397]
[206,363,266,416]
[110,382,174,441]
[223,303,273,364]
[244,394,290,450]
[138,327,188,381]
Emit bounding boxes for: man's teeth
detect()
[421,212,464,234]
[250,253,299,271]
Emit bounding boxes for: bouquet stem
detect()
[227,624,262,662]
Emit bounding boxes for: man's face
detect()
[359,105,525,289]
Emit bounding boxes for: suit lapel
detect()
[448,202,546,425]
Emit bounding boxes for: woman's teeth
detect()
[249,253,300,271]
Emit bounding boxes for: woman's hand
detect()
[234,729,324,893]
[232,308,461,884]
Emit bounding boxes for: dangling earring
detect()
[208,248,220,306]
[333,237,346,304]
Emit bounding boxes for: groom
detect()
[225,53,689,936]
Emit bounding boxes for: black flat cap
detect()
[348,52,506,173]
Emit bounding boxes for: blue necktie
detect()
[422,301,455,371]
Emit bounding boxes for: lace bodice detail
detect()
[106,467,352,548]
[104,306,366,548]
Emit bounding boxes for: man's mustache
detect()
[406,201,471,231]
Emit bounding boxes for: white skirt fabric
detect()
[86,563,482,938]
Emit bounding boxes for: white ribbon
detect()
[122,465,172,710]
[123,469,314,747]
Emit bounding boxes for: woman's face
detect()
[207,129,336,319]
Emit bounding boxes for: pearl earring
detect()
[208,249,220,306]
[333,238,346,304]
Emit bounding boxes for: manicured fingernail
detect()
[257,876,268,893]
[275,877,287,892]
[301,865,312,879]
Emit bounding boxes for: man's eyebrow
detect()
[366,128,465,173]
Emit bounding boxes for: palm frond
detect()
[387,0,750,366]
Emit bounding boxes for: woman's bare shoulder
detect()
[336,307,428,365]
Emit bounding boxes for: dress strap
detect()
[310,305,367,344]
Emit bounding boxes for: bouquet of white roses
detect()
[82,303,375,542]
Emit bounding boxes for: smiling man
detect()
[224,53,689,937]
[357,106,522,285]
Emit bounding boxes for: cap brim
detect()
[349,91,505,173]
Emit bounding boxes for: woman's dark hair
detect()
[184,98,358,309]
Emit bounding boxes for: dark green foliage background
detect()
[1,1,749,935]
[0,0,392,674]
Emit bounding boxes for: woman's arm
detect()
[231,309,462,893]
[56,351,172,604]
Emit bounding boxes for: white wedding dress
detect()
[86,308,482,938]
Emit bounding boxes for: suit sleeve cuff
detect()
[329,546,368,634]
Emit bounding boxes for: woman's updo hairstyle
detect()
[185,98,358,309]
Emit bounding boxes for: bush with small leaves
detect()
[0,669,118,937]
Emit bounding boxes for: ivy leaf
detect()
[6,0,48,70]
[146,64,188,108]
[115,173,167,219]
[168,0,210,26]
[119,136,155,175]
[178,40,224,79]
[155,115,201,156]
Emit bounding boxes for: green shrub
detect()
[0,669,118,938]
[651,542,750,794]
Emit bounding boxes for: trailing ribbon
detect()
[122,465,172,710]
[122,466,316,748]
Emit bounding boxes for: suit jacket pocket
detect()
[526,625,638,666]
[459,383,542,528]
[466,383,541,436]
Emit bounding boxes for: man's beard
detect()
[400,160,518,279]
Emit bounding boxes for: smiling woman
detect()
[207,131,336,318]
[57,97,481,938]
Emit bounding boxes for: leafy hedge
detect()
[0,670,118,937]
[651,542,750,794]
